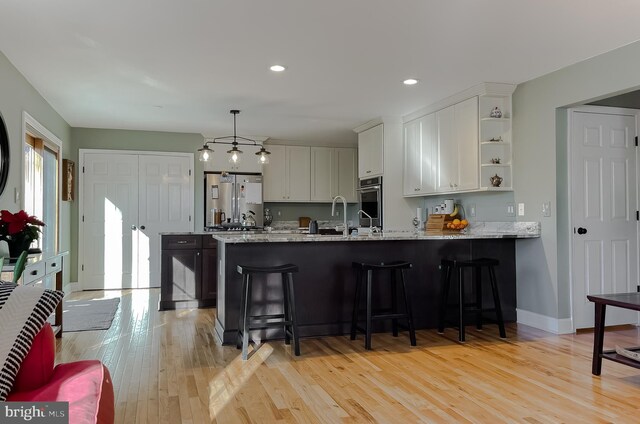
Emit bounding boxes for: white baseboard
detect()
[67,281,80,294]
[517,308,574,334]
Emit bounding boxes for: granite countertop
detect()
[212,222,541,244]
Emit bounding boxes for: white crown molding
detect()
[403,82,517,123]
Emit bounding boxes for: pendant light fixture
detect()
[198,110,270,164]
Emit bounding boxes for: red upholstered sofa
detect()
[6,323,115,424]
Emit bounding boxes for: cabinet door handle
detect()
[140,225,146,230]
[177,241,188,244]
[197,252,200,256]
[366,170,371,174]
[51,262,57,267]
[31,270,38,276]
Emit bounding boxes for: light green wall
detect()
[69,128,204,281]
[265,202,359,224]
[513,40,640,320]
[0,51,72,288]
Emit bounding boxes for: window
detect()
[24,124,60,256]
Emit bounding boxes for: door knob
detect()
[577,227,587,235]
[140,225,146,230]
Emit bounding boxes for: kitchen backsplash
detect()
[264,202,359,223]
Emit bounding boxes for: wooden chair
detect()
[12,251,29,284]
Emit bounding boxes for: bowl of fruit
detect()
[445,218,469,231]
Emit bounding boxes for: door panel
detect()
[81,153,138,290]
[139,155,192,288]
[571,110,638,329]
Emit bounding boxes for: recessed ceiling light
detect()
[403,78,418,85]
[270,65,286,72]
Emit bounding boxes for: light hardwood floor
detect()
[56,289,640,423]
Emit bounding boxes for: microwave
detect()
[358,177,382,228]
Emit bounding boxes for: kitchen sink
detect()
[318,228,342,235]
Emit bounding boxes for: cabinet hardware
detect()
[366,170,371,173]
[140,225,146,230]
[31,270,38,275]
[51,263,56,267]
[177,241,188,244]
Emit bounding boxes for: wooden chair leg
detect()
[391,269,398,337]
[437,263,451,333]
[400,269,417,346]
[351,268,362,340]
[237,274,248,350]
[488,266,506,338]
[287,272,301,356]
[457,266,465,342]
[282,273,291,345]
[242,275,253,360]
[475,266,483,330]
[365,270,373,350]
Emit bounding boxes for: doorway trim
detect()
[567,105,640,331]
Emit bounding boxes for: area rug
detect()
[61,297,120,332]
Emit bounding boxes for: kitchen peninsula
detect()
[212,222,540,345]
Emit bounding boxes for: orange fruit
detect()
[461,219,468,226]
[453,219,461,225]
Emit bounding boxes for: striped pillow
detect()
[0,282,64,401]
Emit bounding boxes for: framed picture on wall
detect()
[62,159,74,201]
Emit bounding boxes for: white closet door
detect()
[571,110,638,329]
[81,153,139,290]
[138,155,192,288]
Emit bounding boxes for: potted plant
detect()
[0,210,45,258]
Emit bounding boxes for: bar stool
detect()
[351,261,417,350]
[438,258,506,342]
[236,264,300,360]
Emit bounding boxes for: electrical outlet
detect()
[542,201,551,217]
[506,203,515,217]
[518,203,525,216]
[277,210,281,217]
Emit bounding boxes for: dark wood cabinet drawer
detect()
[202,235,218,249]
[162,235,202,250]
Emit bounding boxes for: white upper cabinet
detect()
[311,147,357,202]
[333,148,357,202]
[358,124,383,178]
[437,97,478,193]
[403,113,438,196]
[453,97,479,191]
[263,145,287,201]
[287,146,311,201]
[402,83,514,197]
[263,145,311,202]
[311,147,333,201]
[403,118,422,195]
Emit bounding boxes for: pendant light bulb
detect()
[198,144,212,162]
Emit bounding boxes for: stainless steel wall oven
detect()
[358,177,382,228]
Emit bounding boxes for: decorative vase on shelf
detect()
[490,107,503,118]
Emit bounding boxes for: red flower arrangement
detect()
[0,210,45,257]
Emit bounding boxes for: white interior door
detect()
[138,155,192,288]
[81,153,138,290]
[81,151,194,290]
[571,108,639,329]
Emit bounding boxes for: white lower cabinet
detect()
[263,145,311,202]
[311,147,357,202]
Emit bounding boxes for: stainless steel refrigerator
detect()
[204,172,264,228]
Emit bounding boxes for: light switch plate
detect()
[506,203,515,217]
[542,201,551,217]
[518,203,525,216]
[468,203,476,217]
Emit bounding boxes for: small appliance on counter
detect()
[299,216,311,229]
[308,220,318,234]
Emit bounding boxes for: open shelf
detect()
[481,163,511,167]
[480,117,510,122]
[480,141,511,145]
[479,94,513,191]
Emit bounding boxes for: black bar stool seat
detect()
[351,261,417,350]
[438,257,506,342]
[236,263,300,360]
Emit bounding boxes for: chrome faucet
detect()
[331,195,348,237]
[358,210,373,230]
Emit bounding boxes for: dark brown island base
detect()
[212,226,539,345]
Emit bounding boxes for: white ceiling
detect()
[2,0,640,145]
